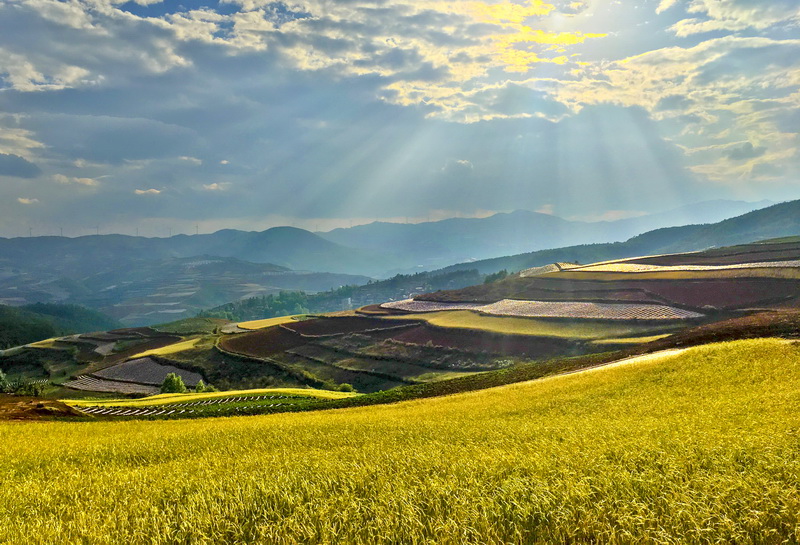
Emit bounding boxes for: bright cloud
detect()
[134,188,161,195]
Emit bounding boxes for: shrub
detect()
[161,373,187,394]
[195,380,206,393]
[15,381,45,397]
[338,383,355,393]
[0,369,9,393]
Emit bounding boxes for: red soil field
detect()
[642,279,800,309]
[422,276,799,310]
[218,327,307,358]
[389,325,578,358]
[282,316,420,337]
[647,310,800,349]
[0,395,84,420]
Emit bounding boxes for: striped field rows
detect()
[382,298,704,320]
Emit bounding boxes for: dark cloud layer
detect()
[0,153,42,178]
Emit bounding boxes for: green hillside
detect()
[1,338,798,543]
[0,303,121,349]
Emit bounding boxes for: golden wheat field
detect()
[1,339,799,544]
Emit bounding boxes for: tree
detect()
[0,369,9,393]
[484,269,509,284]
[161,373,187,394]
[195,379,206,393]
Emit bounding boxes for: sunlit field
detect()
[385,310,674,339]
[63,387,356,408]
[237,315,307,330]
[127,337,204,359]
[1,339,798,544]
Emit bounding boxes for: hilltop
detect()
[320,199,773,273]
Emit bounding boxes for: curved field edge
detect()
[1,338,799,544]
[62,387,357,407]
[237,315,306,330]
[382,310,676,339]
[125,337,204,359]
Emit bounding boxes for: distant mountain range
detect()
[0,198,792,326]
[0,226,388,277]
[435,199,800,275]
[320,199,774,273]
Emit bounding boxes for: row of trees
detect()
[0,369,47,396]
[160,373,216,394]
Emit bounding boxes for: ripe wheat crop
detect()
[1,339,799,544]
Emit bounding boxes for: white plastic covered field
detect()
[381,299,704,321]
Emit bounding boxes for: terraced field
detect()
[93,357,203,387]
[481,299,703,320]
[282,316,417,336]
[126,337,204,359]
[218,326,307,358]
[388,299,703,320]
[63,376,159,395]
[380,300,484,312]
[74,393,329,418]
[237,315,305,330]
[576,259,800,273]
[384,310,674,339]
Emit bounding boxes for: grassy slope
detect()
[2,338,798,544]
[386,310,675,339]
[153,317,230,335]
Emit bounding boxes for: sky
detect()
[0,0,798,237]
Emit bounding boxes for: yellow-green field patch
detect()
[25,337,60,348]
[592,334,673,345]
[126,337,204,359]
[385,310,671,339]
[237,315,306,330]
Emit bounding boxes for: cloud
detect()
[656,0,679,15]
[17,197,39,204]
[53,173,99,186]
[201,183,227,191]
[726,142,767,161]
[0,153,41,178]
[179,156,202,165]
[134,188,161,195]
[670,0,800,36]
